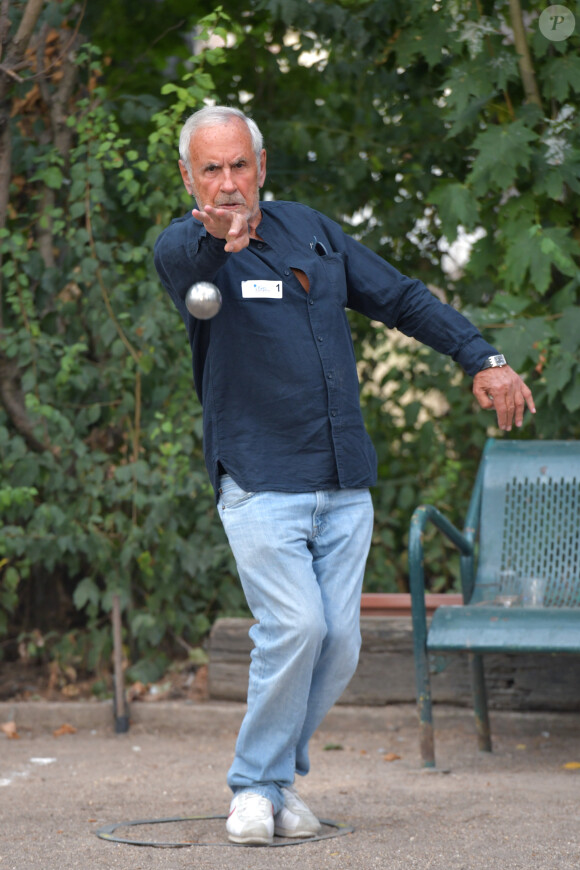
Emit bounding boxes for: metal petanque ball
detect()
[185,282,222,319]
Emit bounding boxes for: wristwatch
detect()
[479,354,507,371]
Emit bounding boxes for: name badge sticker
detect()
[241,280,283,299]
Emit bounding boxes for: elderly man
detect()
[154,105,535,845]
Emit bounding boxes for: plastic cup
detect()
[521,576,547,608]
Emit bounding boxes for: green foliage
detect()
[2,0,579,677]
[0,6,247,673]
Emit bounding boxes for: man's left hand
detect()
[473,366,536,431]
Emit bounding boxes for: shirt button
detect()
[317,336,323,342]
[331,411,337,417]
[309,299,314,305]
[257,243,264,249]
[327,373,333,379]
[284,269,291,276]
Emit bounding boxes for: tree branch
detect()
[0,62,22,81]
[0,0,12,63]
[508,0,543,110]
[0,0,46,325]
[0,354,49,452]
[84,180,143,466]
[7,0,43,58]
[35,25,81,270]
[0,0,54,447]
[50,29,81,156]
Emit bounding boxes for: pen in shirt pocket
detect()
[310,236,328,256]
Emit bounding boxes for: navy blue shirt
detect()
[154,201,497,496]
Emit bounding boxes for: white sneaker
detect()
[274,785,322,838]
[226,792,274,845]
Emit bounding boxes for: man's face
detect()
[179,118,266,225]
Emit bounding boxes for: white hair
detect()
[179,106,264,174]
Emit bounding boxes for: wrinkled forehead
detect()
[190,119,254,159]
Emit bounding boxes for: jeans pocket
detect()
[218,474,256,509]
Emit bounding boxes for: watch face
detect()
[480,354,506,371]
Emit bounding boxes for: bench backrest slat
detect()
[474,440,580,607]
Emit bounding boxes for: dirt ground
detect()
[1,700,579,870]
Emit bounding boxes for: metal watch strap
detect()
[479,354,507,371]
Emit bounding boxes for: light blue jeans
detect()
[217,475,374,814]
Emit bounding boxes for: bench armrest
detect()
[409,505,474,632]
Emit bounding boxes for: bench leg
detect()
[418,687,435,768]
[414,645,435,767]
[469,653,492,753]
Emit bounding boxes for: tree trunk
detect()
[0,1,81,449]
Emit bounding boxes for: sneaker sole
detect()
[227,833,273,845]
[274,826,320,838]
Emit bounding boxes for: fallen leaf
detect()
[562,761,580,770]
[53,723,77,738]
[383,753,402,762]
[323,743,343,751]
[127,681,148,701]
[1,721,19,739]
[516,744,526,750]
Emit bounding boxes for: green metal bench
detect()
[409,438,580,767]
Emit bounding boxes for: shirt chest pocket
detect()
[316,253,348,306]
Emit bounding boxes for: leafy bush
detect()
[0,9,248,676]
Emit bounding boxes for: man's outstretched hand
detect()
[191,205,251,253]
[473,366,536,431]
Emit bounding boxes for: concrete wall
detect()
[208,617,580,711]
